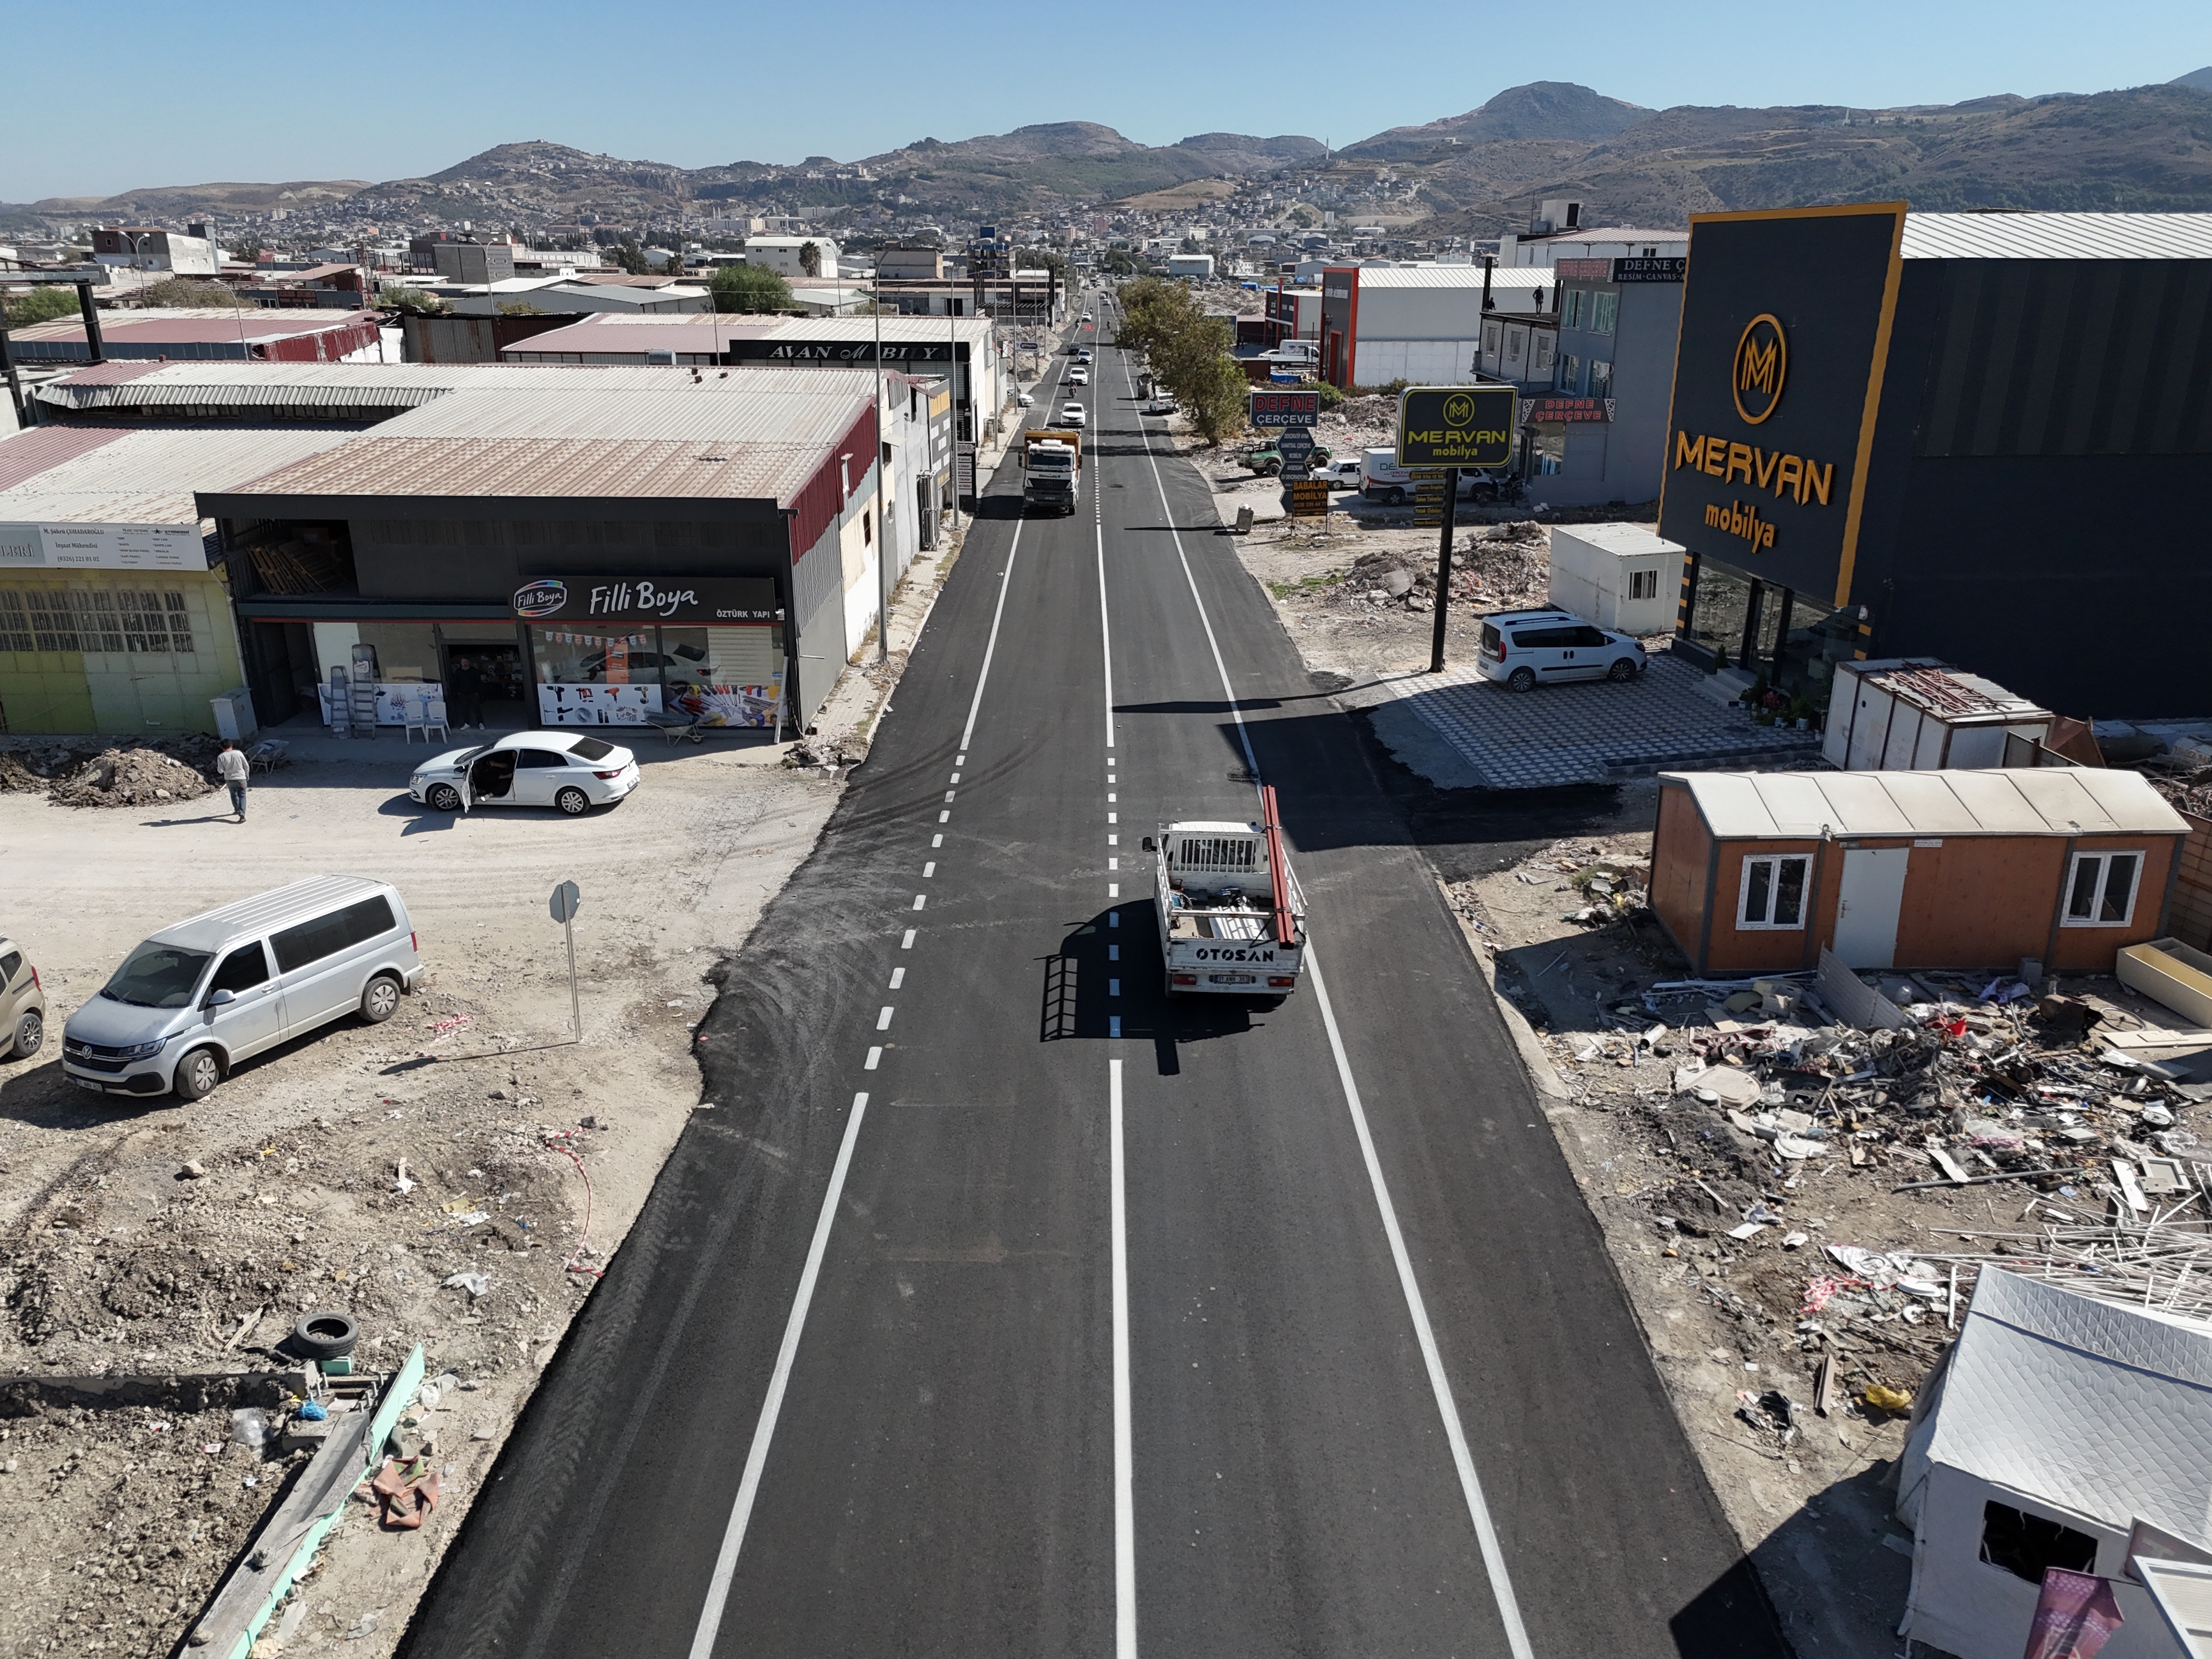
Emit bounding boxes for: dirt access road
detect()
[0,732,838,1657]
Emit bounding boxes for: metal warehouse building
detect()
[1314,265,1556,390]
[1659,207,2212,718]
[5,307,384,364]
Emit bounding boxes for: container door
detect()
[1833,848,1910,969]
[1846,687,1892,771]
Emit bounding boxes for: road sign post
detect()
[1397,387,1515,672]
[549,881,582,1043]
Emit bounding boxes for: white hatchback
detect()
[410,731,640,815]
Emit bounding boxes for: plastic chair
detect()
[402,698,428,743]
[423,698,450,743]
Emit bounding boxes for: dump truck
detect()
[1144,786,1308,996]
[1020,428,1081,515]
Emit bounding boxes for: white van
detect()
[61,876,424,1102]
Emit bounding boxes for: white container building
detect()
[1545,523,1683,635]
[1821,658,2055,771]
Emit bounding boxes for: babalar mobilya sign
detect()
[1396,386,1516,468]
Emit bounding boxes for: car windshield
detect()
[101,940,212,1009]
[567,737,616,761]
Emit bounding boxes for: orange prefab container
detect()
[1649,769,2190,976]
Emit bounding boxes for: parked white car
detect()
[1017,390,1035,408]
[410,731,640,815]
[1476,607,1647,692]
[1060,402,1088,428]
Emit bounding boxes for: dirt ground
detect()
[0,545,962,1657]
[1442,828,2212,1656]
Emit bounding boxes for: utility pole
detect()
[873,288,890,664]
[1429,467,1459,674]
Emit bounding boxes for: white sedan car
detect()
[1059,402,1087,428]
[1067,366,1090,385]
[410,731,640,816]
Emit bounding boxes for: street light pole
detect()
[874,287,890,665]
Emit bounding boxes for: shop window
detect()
[1979,1502,2097,1584]
[658,626,786,727]
[10,589,195,654]
[1558,354,1581,394]
[1739,854,1810,929]
[1482,320,1502,360]
[1561,289,1587,329]
[119,591,194,654]
[1532,332,1555,375]
[1589,359,1613,399]
[2064,852,2141,927]
[1592,292,1618,335]
[0,592,31,653]
[1686,561,1752,663]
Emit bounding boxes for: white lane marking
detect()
[923,862,936,878]
[1108,793,1116,803]
[864,1047,882,1070]
[1108,909,1119,926]
[1108,883,1119,898]
[932,834,944,849]
[1306,951,1536,1659]
[889,967,905,990]
[1108,944,1120,960]
[939,810,950,824]
[944,791,957,803]
[1109,979,1121,997]
[1109,1014,1122,1039]
[900,929,916,949]
[876,1006,895,1031]
[1109,1058,1136,1659]
[1108,857,1119,870]
[956,752,966,765]
[686,1091,873,1659]
[949,772,961,783]
[912,895,927,911]
[1098,482,1116,754]
[1108,773,1116,783]
[1108,812,1118,823]
[958,520,1025,754]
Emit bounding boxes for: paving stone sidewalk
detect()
[1385,650,1821,789]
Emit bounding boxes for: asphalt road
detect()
[402,300,1788,1659]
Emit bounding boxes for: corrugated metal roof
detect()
[2136,1559,2212,1658]
[1338,266,1554,289]
[0,425,363,524]
[9,309,379,345]
[0,425,129,490]
[217,435,850,505]
[364,384,876,444]
[1672,767,2187,838]
[1847,658,2050,720]
[501,313,995,359]
[33,360,881,411]
[1902,212,2212,260]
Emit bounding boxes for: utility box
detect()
[1546,523,1684,636]
[210,687,258,742]
[1821,659,2053,772]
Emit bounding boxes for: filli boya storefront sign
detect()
[512,576,780,625]
[1657,203,1905,606]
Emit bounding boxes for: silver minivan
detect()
[62,875,424,1102]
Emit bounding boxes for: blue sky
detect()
[5,1,2207,201]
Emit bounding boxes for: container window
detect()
[1739,854,1811,929]
[1979,1502,2096,1584]
[1629,569,1660,601]
[2063,851,2140,927]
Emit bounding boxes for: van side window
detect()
[0,950,21,985]
[273,912,354,974]
[341,895,397,943]
[210,943,273,996]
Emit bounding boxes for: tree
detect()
[610,239,651,275]
[138,278,242,308]
[495,299,543,315]
[1115,277,1248,447]
[798,240,822,278]
[709,264,795,314]
[2,285,82,328]
[377,286,447,316]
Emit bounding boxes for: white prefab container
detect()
[1821,659,2054,772]
[1546,523,1684,635]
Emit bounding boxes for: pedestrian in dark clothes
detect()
[449,656,485,729]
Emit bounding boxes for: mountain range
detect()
[8,72,2211,237]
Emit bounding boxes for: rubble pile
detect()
[2146,764,2212,820]
[48,746,218,809]
[1322,524,1551,617]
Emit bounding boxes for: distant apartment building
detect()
[1519,253,1685,505]
[433,243,515,285]
[1496,201,1686,270]
[92,226,219,275]
[743,236,842,278]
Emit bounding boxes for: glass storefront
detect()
[528,623,784,728]
[1683,556,1862,707]
[1685,561,1753,664]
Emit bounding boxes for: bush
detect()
[377,286,447,316]
[137,278,242,308]
[710,265,795,314]
[2,286,82,328]
[1312,381,1344,410]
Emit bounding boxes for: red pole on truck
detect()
[1261,785,1296,946]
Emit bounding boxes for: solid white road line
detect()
[1124,341,1534,1658]
[1109,1058,1137,1659]
[958,520,1025,754]
[686,1090,874,1659]
[1306,951,1536,1659]
[1098,464,1116,754]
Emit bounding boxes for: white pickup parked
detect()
[1144,786,1308,996]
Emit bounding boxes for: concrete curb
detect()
[1441,884,1570,1101]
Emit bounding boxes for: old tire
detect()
[292,1310,358,1362]
[1506,667,1537,693]
[173,1047,222,1102]
[360,973,401,1025]
[1607,658,1638,682]
[555,786,591,816]
[427,783,462,812]
[8,1009,41,1060]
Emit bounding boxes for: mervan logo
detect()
[514,580,567,618]
[1731,313,1787,426]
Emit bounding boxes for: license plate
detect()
[72,1078,104,1092]
[1210,973,1258,985]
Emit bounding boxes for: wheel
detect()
[427,783,462,812]
[360,973,402,1024]
[1607,658,1638,682]
[1386,486,1406,505]
[173,1046,222,1102]
[1506,667,1537,693]
[291,1310,358,1362]
[8,1009,41,1060]
[555,786,592,816]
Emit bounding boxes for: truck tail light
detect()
[30,966,39,990]
[1268,976,1296,988]
[410,933,419,955]
[1171,973,1197,986]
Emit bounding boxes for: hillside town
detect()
[4,55,2212,1659]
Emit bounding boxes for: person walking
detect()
[449,655,485,730]
[216,740,251,821]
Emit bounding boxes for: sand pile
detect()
[49,747,218,809]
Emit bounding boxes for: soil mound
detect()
[49,746,218,809]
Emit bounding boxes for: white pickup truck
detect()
[1144,787,1308,996]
